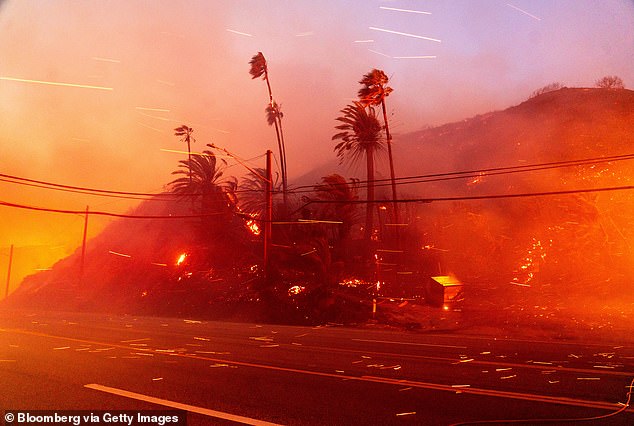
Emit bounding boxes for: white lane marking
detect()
[10,328,634,412]
[85,384,282,426]
[352,338,467,349]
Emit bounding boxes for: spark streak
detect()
[393,56,437,59]
[506,3,542,21]
[353,39,374,43]
[92,57,121,63]
[137,122,163,132]
[135,107,171,113]
[160,148,231,158]
[369,27,441,43]
[379,6,431,15]
[109,250,131,258]
[368,49,392,58]
[0,76,113,91]
[226,29,253,37]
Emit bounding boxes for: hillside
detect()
[394,88,634,194]
[4,88,634,333]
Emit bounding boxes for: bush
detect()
[595,75,624,89]
[529,82,565,99]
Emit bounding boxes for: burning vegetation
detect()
[5,83,634,338]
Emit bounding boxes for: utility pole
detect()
[5,244,13,299]
[80,206,89,284]
[264,150,273,282]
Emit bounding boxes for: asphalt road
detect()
[1,309,633,425]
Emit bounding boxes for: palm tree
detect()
[174,125,195,185]
[239,167,281,219]
[313,174,360,243]
[332,102,383,242]
[249,52,288,204]
[358,69,399,223]
[169,145,237,239]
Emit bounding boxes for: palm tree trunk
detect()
[264,74,288,207]
[381,99,399,225]
[365,149,375,242]
[277,114,288,205]
[187,137,192,186]
[187,136,194,212]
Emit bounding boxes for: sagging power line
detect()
[2,153,633,202]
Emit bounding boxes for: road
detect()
[1,309,633,425]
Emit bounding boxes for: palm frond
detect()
[358,69,392,106]
[332,102,383,166]
[249,52,267,80]
[265,101,282,126]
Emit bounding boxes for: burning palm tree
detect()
[239,167,281,219]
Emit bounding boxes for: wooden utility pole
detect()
[80,206,89,283]
[264,150,273,281]
[5,244,13,298]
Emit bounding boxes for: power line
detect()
[0,172,182,199]
[0,176,172,202]
[3,184,632,222]
[290,153,634,194]
[0,200,228,219]
[2,152,632,203]
[300,185,634,207]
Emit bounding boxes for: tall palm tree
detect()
[174,125,195,186]
[332,102,383,242]
[358,69,399,223]
[249,52,288,204]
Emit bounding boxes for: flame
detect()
[288,285,306,296]
[246,219,261,235]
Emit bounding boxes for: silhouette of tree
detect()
[169,145,237,240]
[596,75,624,89]
[239,167,281,220]
[313,174,359,242]
[249,52,288,203]
[174,125,194,185]
[332,102,383,242]
[358,69,398,223]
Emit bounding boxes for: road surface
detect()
[1,309,633,425]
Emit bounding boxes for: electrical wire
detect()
[0,172,186,198]
[0,200,227,219]
[3,153,632,201]
[4,184,632,222]
[289,153,634,194]
[299,185,634,208]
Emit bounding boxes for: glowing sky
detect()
[1,0,633,294]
